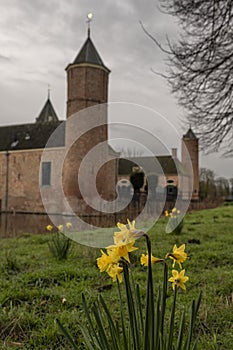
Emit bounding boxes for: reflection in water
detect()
[0,213,52,238]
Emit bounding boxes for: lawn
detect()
[0,205,233,349]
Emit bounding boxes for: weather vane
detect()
[87,12,93,37]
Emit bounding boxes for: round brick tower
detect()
[62,30,115,212]
[181,128,199,201]
[66,34,110,118]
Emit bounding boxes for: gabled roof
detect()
[36,97,59,124]
[183,128,197,140]
[118,156,187,176]
[71,36,110,71]
[0,122,65,151]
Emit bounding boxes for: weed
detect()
[3,250,20,273]
[48,232,73,260]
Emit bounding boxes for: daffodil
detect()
[46,224,53,231]
[168,269,189,291]
[165,210,169,217]
[140,253,162,266]
[113,219,137,244]
[107,241,138,263]
[58,224,63,232]
[107,263,123,283]
[168,244,187,268]
[66,222,72,229]
[97,250,116,272]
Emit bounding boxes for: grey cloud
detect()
[0,54,11,61]
[0,0,231,177]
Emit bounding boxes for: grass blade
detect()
[56,319,79,350]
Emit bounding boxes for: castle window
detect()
[41,162,51,186]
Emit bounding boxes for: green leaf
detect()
[117,280,129,350]
[167,286,177,350]
[92,301,110,350]
[123,262,140,350]
[176,310,186,350]
[99,294,120,350]
[79,324,98,350]
[56,319,79,350]
[161,262,168,336]
[82,294,102,348]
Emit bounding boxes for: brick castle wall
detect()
[0,150,43,212]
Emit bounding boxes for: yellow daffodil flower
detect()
[58,224,64,232]
[140,253,162,266]
[168,269,189,291]
[46,224,53,231]
[114,219,137,245]
[97,250,115,272]
[107,241,138,263]
[127,219,136,230]
[165,210,169,217]
[107,264,123,283]
[66,222,72,229]
[168,244,187,268]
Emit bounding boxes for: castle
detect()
[0,27,199,216]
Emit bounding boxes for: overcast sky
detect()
[0,0,232,179]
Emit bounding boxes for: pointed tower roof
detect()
[36,95,59,124]
[73,36,105,66]
[67,35,110,73]
[183,127,198,139]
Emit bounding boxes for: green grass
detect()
[0,206,233,349]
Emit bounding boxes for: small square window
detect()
[42,162,51,186]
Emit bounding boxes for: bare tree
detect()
[229,178,233,195]
[143,0,233,155]
[199,167,216,200]
[215,177,230,197]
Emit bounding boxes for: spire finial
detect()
[48,84,51,99]
[87,12,93,38]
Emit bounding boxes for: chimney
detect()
[172,148,177,158]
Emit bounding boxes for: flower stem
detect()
[143,234,154,350]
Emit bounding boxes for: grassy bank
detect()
[0,205,233,349]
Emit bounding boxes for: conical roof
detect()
[72,36,109,71]
[183,128,197,139]
[36,97,59,124]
